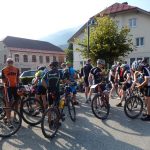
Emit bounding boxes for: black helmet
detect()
[37,66,46,71]
[50,61,58,68]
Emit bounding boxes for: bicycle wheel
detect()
[0,97,6,120]
[124,96,143,119]
[21,98,44,126]
[67,96,76,122]
[0,107,22,138]
[91,94,110,120]
[41,107,59,138]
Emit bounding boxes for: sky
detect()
[0,0,150,40]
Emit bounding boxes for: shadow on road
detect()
[0,93,147,150]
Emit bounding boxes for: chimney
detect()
[122,2,128,5]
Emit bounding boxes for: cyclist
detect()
[32,69,47,110]
[80,59,93,103]
[87,59,108,102]
[63,62,79,105]
[2,58,20,128]
[109,64,117,99]
[42,61,61,106]
[133,61,150,121]
[116,64,132,107]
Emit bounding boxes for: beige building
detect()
[68,2,150,69]
[0,36,65,72]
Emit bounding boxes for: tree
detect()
[64,43,73,63]
[76,16,134,66]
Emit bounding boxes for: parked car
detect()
[20,70,36,85]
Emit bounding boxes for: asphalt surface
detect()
[1,93,150,150]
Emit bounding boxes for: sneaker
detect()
[7,121,13,129]
[116,102,122,107]
[142,113,147,117]
[73,101,79,105]
[13,118,19,124]
[141,115,150,121]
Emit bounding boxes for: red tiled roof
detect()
[100,2,136,16]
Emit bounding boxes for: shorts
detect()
[6,87,19,102]
[143,86,150,97]
[36,86,46,95]
[84,77,89,87]
[122,83,132,91]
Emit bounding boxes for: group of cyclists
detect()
[2,55,150,130]
[1,58,79,128]
[80,57,150,121]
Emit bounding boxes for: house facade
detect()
[0,36,65,72]
[68,2,150,70]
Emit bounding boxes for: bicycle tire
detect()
[21,98,44,126]
[0,97,6,120]
[41,107,59,139]
[67,96,76,122]
[91,94,110,120]
[0,107,22,138]
[124,96,143,119]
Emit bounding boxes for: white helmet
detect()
[6,58,13,63]
[132,61,144,71]
[97,59,105,65]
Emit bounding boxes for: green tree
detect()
[64,43,73,63]
[76,16,134,66]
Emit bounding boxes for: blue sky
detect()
[0,0,150,40]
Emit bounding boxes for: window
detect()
[23,55,28,62]
[39,56,43,64]
[15,54,19,62]
[58,56,64,63]
[130,58,135,66]
[137,58,142,62]
[136,37,144,46]
[144,57,149,64]
[46,56,50,63]
[53,56,56,61]
[32,55,36,62]
[129,18,136,28]
[4,55,7,63]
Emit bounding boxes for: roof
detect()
[99,2,136,16]
[68,2,150,42]
[3,36,64,52]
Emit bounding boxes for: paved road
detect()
[1,93,150,150]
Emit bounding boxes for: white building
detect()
[0,36,65,72]
[68,2,150,70]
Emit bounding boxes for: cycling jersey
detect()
[81,64,92,78]
[90,67,102,84]
[2,66,19,87]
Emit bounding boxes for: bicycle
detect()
[41,83,76,138]
[91,82,110,120]
[124,87,145,119]
[0,84,45,137]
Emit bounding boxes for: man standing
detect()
[2,58,20,128]
[81,59,93,103]
[87,59,106,102]
[65,62,79,105]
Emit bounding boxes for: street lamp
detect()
[87,18,97,58]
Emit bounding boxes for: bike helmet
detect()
[35,70,44,78]
[50,61,59,68]
[132,60,144,71]
[37,66,46,71]
[111,65,117,71]
[97,59,105,65]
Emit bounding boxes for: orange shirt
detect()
[2,66,19,87]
